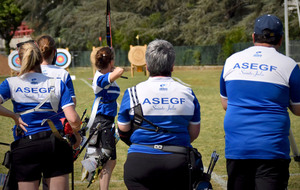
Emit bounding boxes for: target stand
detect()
[91,46,102,75]
[8,48,72,76]
[128,45,148,77]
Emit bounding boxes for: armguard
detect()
[118,128,133,146]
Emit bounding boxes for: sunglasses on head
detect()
[16,40,35,49]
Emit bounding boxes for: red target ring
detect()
[55,49,71,69]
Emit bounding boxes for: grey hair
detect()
[145,39,175,76]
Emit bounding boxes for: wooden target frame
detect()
[90,46,102,75]
[128,45,148,77]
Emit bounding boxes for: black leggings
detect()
[227,159,290,190]
[124,152,189,190]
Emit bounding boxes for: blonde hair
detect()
[18,43,42,76]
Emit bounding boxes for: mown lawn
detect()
[0,66,299,190]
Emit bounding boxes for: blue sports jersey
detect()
[41,65,75,98]
[220,46,300,159]
[92,70,120,117]
[118,77,201,154]
[0,73,74,140]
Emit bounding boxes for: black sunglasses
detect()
[16,40,35,49]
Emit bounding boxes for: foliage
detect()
[0,0,25,54]
[193,50,201,66]
[218,27,249,62]
[11,0,300,54]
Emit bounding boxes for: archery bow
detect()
[106,0,112,48]
[105,0,128,79]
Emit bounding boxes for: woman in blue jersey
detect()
[83,47,124,190]
[37,34,78,190]
[37,35,76,105]
[0,41,81,190]
[117,39,201,190]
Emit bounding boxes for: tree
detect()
[15,0,300,51]
[0,0,25,55]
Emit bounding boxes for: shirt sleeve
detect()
[0,79,11,103]
[117,89,131,125]
[289,64,300,104]
[220,68,227,99]
[59,80,74,109]
[96,73,110,88]
[190,90,201,124]
[65,74,76,98]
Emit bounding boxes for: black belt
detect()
[133,144,189,154]
[11,130,63,150]
[22,130,64,141]
[23,130,54,140]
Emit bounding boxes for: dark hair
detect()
[95,47,114,70]
[36,35,56,60]
[254,29,282,45]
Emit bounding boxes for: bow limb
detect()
[106,0,112,48]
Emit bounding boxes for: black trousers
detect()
[124,152,189,190]
[227,159,290,190]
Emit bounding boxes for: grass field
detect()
[0,66,299,190]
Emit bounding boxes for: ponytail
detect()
[37,35,56,61]
[95,47,114,70]
[18,43,42,76]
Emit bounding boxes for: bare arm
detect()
[189,123,200,143]
[109,67,124,82]
[289,104,300,116]
[0,99,28,132]
[221,97,228,111]
[118,123,131,132]
[72,97,77,107]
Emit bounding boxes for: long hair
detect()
[95,47,114,70]
[37,35,56,61]
[18,43,42,76]
[146,39,175,77]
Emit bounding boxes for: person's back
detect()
[221,45,297,159]
[120,78,199,154]
[4,72,69,139]
[220,14,300,190]
[118,39,201,190]
[37,35,76,105]
[0,41,81,190]
[41,64,75,100]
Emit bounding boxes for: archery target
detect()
[8,50,21,72]
[128,45,147,66]
[55,49,71,69]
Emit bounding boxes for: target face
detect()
[55,49,71,69]
[128,45,147,66]
[8,50,21,71]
